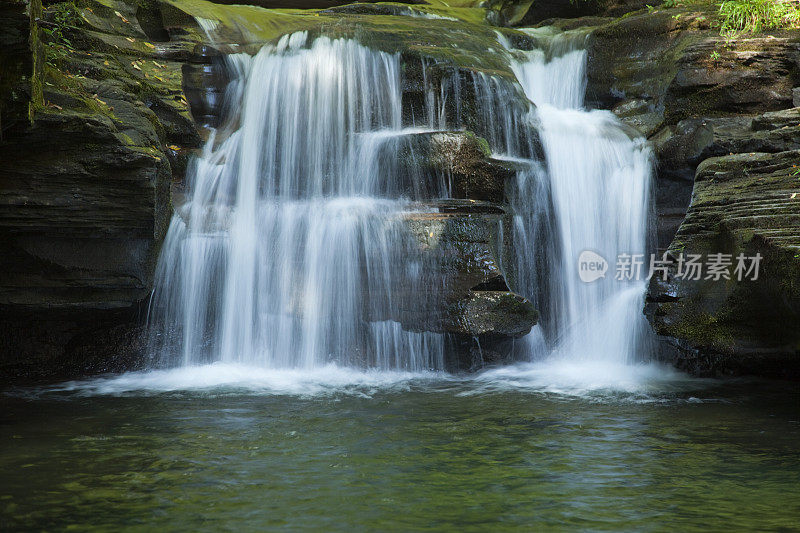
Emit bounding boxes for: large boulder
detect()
[401,201,538,369]
[393,130,519,202]
[646,147,800,379]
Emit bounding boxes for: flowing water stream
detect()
[500,29,655,376]
[148,34,446,371]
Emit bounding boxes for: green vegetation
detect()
[41,2,81,47]
[40,3,82,68]
[719,0,800,34]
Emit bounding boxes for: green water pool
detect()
[1,364,798,531]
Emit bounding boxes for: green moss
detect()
[160,0,319,43]
[464,131,492,158]
[160,0,523,78]
[28,0,44,120]
[668,309,736,348]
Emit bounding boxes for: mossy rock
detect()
[647,148,800,378]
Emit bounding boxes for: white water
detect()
[505,29,654,364]
[28,361,703,400]
[140,27,664,393]
[149,34,445,371]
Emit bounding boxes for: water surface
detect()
[2,365,798,531]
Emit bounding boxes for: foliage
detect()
[42,3,81,45]
[718,0,800,34]
[41,3,81,67]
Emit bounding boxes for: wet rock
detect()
[646,149,800,379]
[399,201,538,369]
[648,109,800,249]
[651,119,715,179]
[510,0,653,26]
[182,61,228,129]
[445,291,538,337]
[586,7,799,127]
[586,9,709,120]
[396,130,518,203]
[401,200,522,325]
[664,36,800,122]
[612,98,663,137]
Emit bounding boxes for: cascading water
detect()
[148,33,446,371]
[501,28,654,367]
[148,22,655,383]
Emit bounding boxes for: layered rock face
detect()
[1,0,541,379]
[648,145,800,378]
[0,0,205,380]
[526,2,799,377]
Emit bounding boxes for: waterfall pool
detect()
[3,368,798,530]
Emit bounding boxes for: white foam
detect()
[39,364,446,398]
[468,361,707,400]
[16,361,715,403]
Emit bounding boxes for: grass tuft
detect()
[719,0,800,34]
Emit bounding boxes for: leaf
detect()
[125,37,135,43]
[792,193,798,199]
[168,145,181,151]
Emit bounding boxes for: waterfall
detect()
[148,34,445,371]
[148,24,654,378]
[505,28,654,364]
